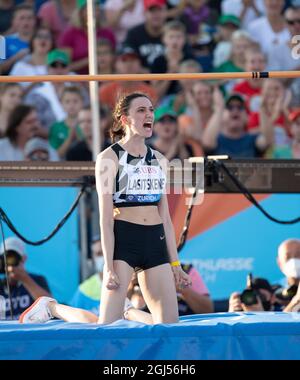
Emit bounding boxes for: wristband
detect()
[170,260,180,267]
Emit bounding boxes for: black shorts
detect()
[113,219,170,271]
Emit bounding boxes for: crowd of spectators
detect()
[0,0,300,161]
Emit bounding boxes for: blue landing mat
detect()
[1,312,300,360]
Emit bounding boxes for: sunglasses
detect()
[50,62,67,68]
[227,104,245,111]
[286,19,300,25]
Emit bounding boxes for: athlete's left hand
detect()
[171,266,192,289]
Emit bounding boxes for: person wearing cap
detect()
[0,236,51,320]
[24,136,59,161]
[99,46,158,110]
[213,14,241,68]
[228,277,277,312]
[151,105,203,161]
[221,0,265,30]
[202,89,272,158]
[57,0,116,74]
[123,0,167,69]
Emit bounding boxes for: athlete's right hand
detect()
[105,270,120,290]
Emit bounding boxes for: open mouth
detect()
[143,122,152,130]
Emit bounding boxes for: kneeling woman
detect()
[19,92,191,325]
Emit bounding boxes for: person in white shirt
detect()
[222,0,265,29]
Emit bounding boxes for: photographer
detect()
[0,236,51,319]
[228,276,276,312]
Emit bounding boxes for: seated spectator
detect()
[104,0,146,45]
[228,276,277,312]
[58,0,116,74]
[24,136,58,161]
[49,86,84,159]
[0,83,23,138]
[248,79,291,157]
[232,47,266,113]
[213,14,240,69]
[38,0,77,45]
[150,106,203,161]
[0,0,15,35]
[221,0,265,29]
[202,91,272,158]
[66,106,111,161]
[123,0,167,70]
[281,109,300,159]
[0,104,51,161]
[99,46,158,110]
[0,4,36,75]
[151,20,195,100]
[247,0,290,67]
[69,238,103,315]
[97,38,116,75]
[9,26,54,90]
[0,236,51,320]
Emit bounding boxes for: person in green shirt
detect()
[49,86,84,159]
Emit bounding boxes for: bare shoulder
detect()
[95,145,118,176]
[96,145,116,161]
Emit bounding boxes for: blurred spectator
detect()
[123,0,167,69]
[69,238,103,315]
[179,0,210,46]
[228,277,276,312]
[0,104,49,160]
[0,0,15,35]
[99,46,158,110]
[282,109,300,158]
[0,83,23,138]
[104,0,146,45]
[151,105,203,160]
[151,20,194,100]
[58,0,116,74]
[9,26,54,90]
[97,38,115,75]
[202,91,272,158]
[178,79,213,142]
[0,236,51,320]
[0,4,36,75]
[222,0,265,29]
[248,79,291,157]
[66,106,111,160]
[232,47,266,113]
[268,6,300,71]
[213,14,241,68]
[38,0,77,45]
[25,49,71,131]
[49,86,84,159]
[24,136,58,161]
[247,0,290,67]
[214,30,254,73]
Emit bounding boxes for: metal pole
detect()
[87,0,101,160]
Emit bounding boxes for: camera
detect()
[240,273,259,306]
[0,250,22,274]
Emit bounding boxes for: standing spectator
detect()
[221,0,265,29]
[99,46,158,110]
[232,47,266,113]
[0,83,23,138]
[104,0,146,45]
[0,4,36,75]
[151,20,194,100]
[123,0,167,69]
[247,0,290,67]
[9,26,54,89]
[202,91,272,158]
[49,86,84,159]
[38,0,77,45]
[0,236,51,320]
[58,0,116,74]
[97,39,116,75]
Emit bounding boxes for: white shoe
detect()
[19,296,57,324]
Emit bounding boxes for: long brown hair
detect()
[110,92,152,143]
